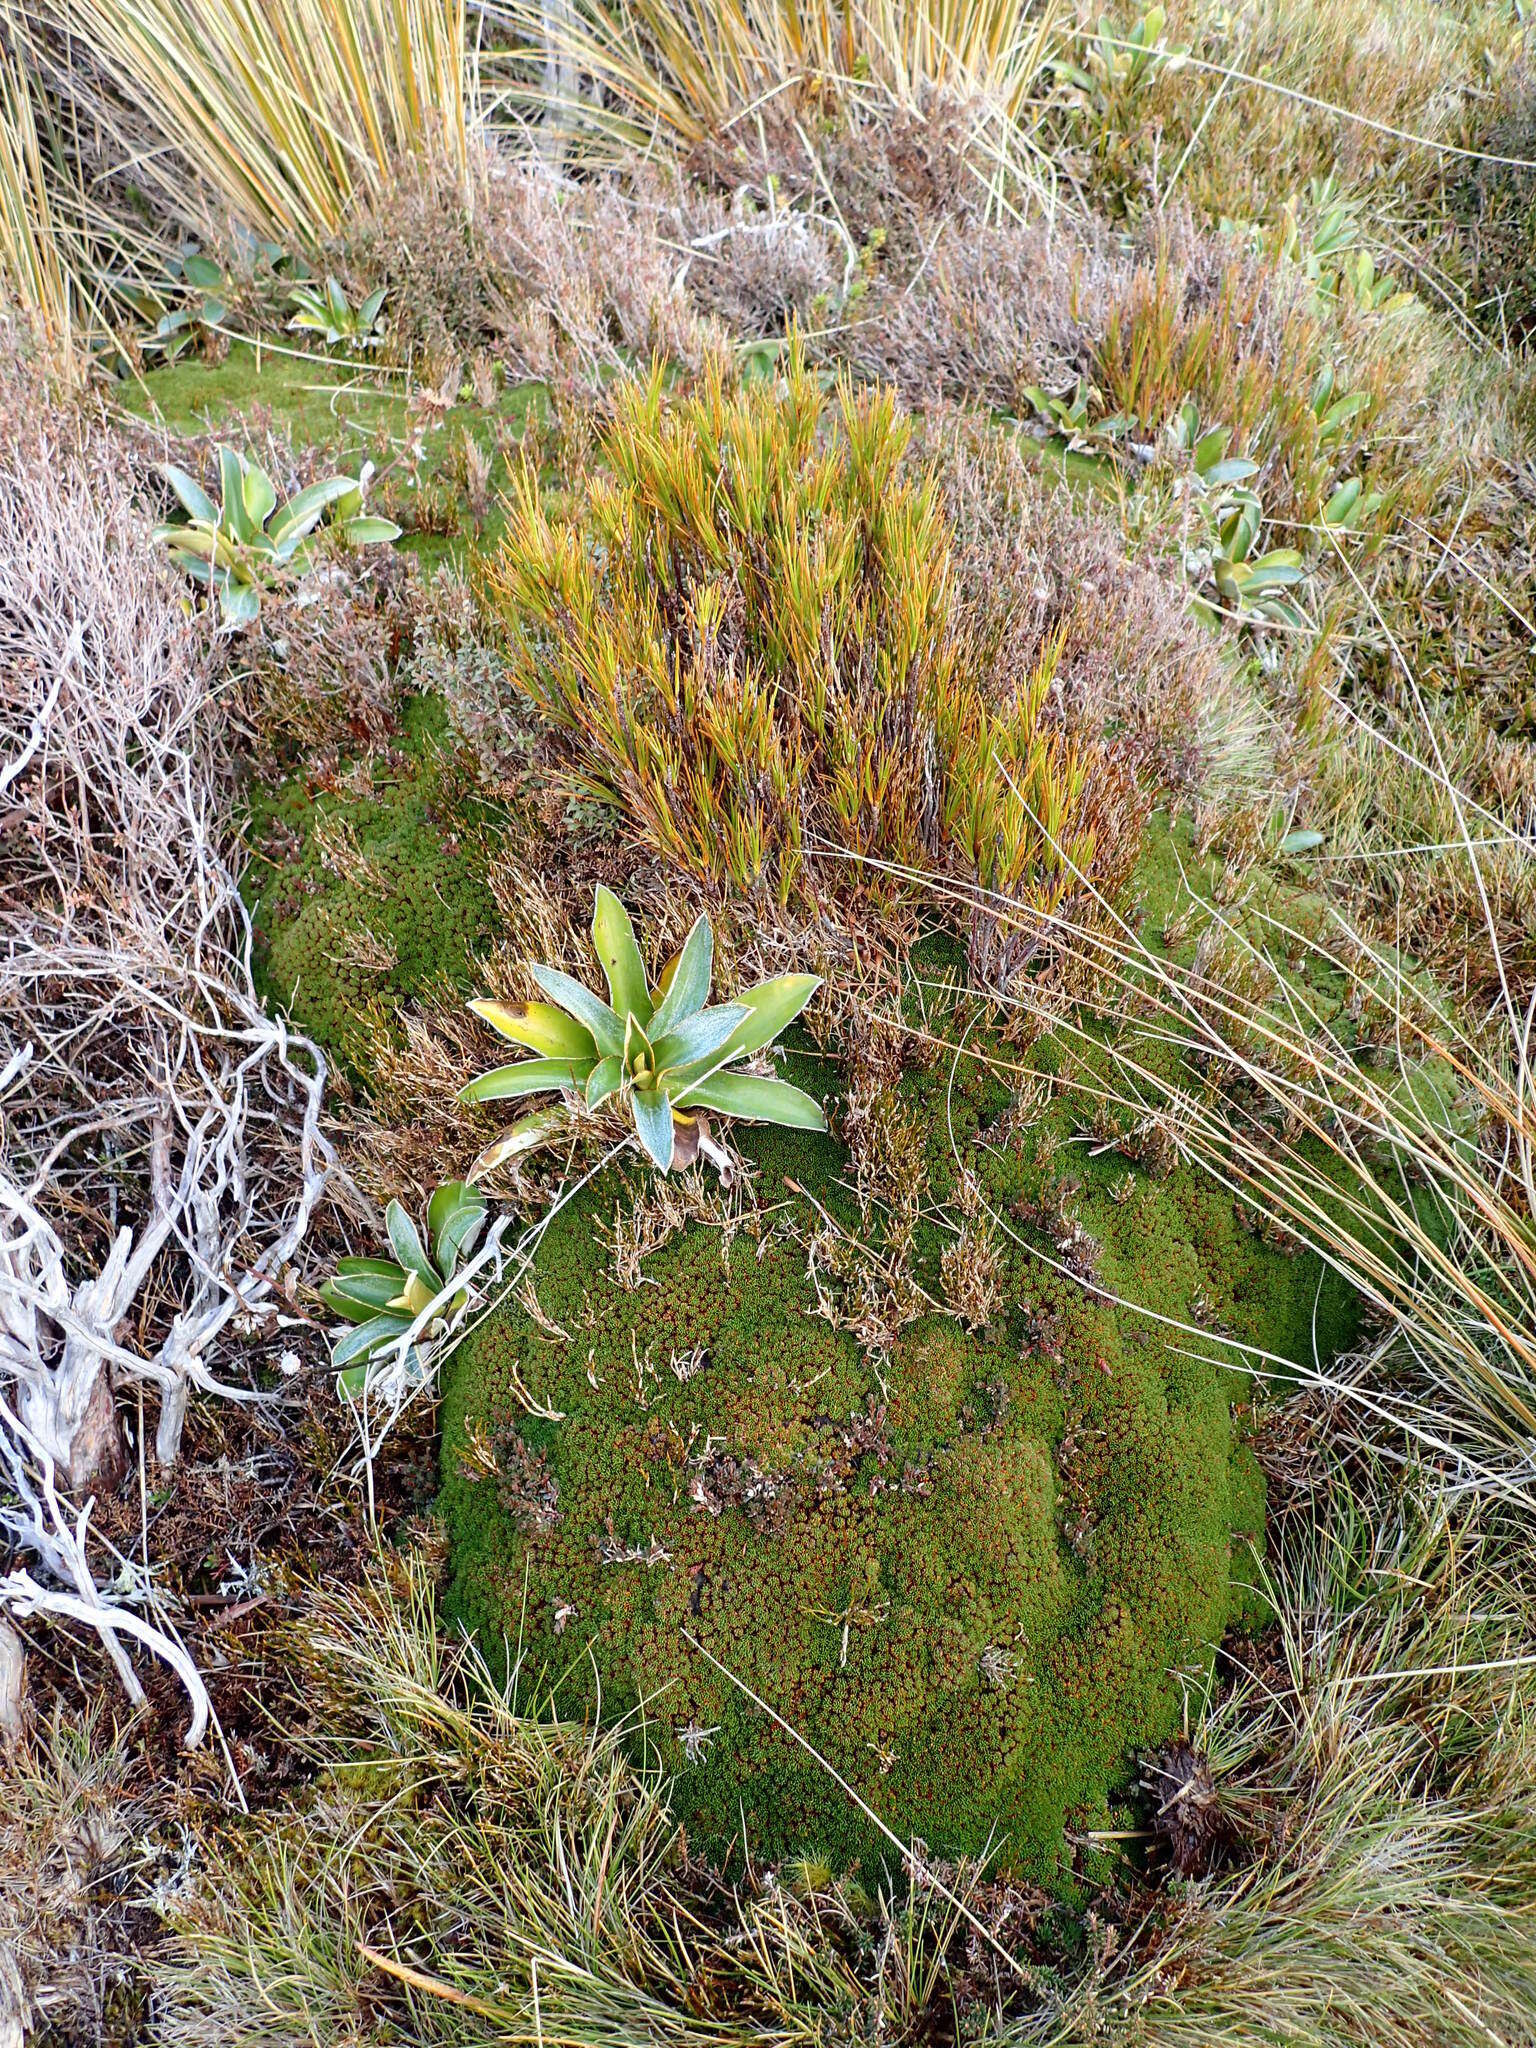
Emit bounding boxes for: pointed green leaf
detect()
[630,1087,675,1170]
[158,461,218,525]
[719,973,820,1059]
[1192,424,1229,477]
[218,448,251,541]
[358,286,388,330]
[322,1263,408,1319]
[623,1008,656,1081]
[653,1002,748,1079]
[335,1256,408,1280]
[459,1056,595,1104]
[586,1053,622,1108]
[427,1181,488,1277]
[528,965,624,1057]
[341,516,401,546]
[332,1311,412,1368]
[1322,478,1362,527]
[592,886,651,1023]
[648,913,713,1037]
[673,1070,826,1130]
[154,520,218,562]
[469,998,595,1060]
[268,474,355,550]
[385,1199,437,1290]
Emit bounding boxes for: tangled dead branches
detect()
[0,362,332,1740]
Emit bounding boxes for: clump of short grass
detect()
[1039,1453,1536,2048]
[151,1550,1011,2047]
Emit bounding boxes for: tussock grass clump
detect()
[0,1707,155,2041]
[485,345,1130,960]
[1040,1457,1536,2047]
[485,0,1059,203]
[31,0,472,250]
[988,796,1536,1511]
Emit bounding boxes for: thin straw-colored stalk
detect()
[483,0,1061,211]
[0,5,128,373]
[42,0,473,248]
[1028,1460,1536,2048]
[830,805,1536,1511]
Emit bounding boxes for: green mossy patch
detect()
[244,693,503,1074]
[439,980,1356,1885]
[124,341,549,568]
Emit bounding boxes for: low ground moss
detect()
[439,996,1355,1884]
[244,693,502,1073]
[125,342,549,569]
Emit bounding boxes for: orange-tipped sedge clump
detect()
[482,339,1109,932]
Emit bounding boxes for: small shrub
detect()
[484,343,1112,945]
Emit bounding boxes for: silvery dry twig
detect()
[0,368,332,1740]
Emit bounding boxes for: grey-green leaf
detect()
[427,1181,488,1277]
[459,1056,595,1105]
[529,964,624,1057]
[586,1053,622,1109]
[630,1087,676,1171]
[332,1311,412,1368]
[386,1200,437,1289]
[653,1002,748,1079]
[648,913,713,1037]
[592,885,652,1023]
[673,1070,826,1130]
[158,461,218,525]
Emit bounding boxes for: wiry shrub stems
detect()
[0,377,332,1740]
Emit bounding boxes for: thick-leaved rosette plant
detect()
[461,887,824,1174]
[154,446,400,628]
[320,1180,487,1395]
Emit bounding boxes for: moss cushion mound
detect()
[439,1084,1353,1880]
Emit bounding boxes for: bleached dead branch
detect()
[0,367,332,1739]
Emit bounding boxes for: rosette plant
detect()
[154,446,400,627]
[462,887,824,1173]
[320,1181,487,1394]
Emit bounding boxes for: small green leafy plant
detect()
[321,1181,488,1395]
[288,275,388,348]
[154,447,400,627]
[1272,176,1414,316]
[462,887,824,1174]
[138,247,228,364]
[1169,401,1306,627]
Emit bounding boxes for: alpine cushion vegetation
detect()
[440,1001,1355,1881]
